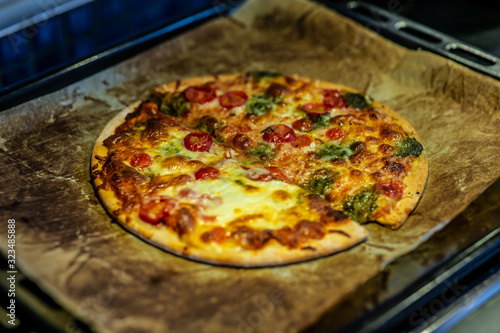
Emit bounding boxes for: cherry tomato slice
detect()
[194,166,221,180]
[184,85,216,104]
[262,124,296,143]
[325,128,347,141]
[219,91,248,108]
[302,102,330,116]
[322,89,346,109]
[184,132,213,152]
[291,134,312,148]
[377,180,404,198]
[130,153,152,168]
[139,196,175,225]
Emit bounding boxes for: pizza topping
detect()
[382,160,406,177]
[307,111,331,127]
[306,194,332,214]
[323,89,347,109]
[265,166,289,181]
[266,83,290,98]
[318,143,354,161]
[183,132,213,152]
[232,134,254,151]
[161,92,190,116]
[291,134,312,148]
[215,125,240,142]
[232,226,261,248]
[219,91,248,108]
[103,134,141,149]
[164,206,196,236]
[350,141,366,152]
[262,124,296,143]
[343,189,378,223]
[247,95,276,116]
[142,119,171,145]
[245,169,274,182]
[305,169,336,196]
[130,153,152,169]
[292,118,314,132]
[139,196,176,225]
[380,125,404,142]
[197,116,221,135]
[331,114,362,127]
[350,149,377,165]
[194,166,221,180]
[161,156,188,171]
[302,102,330,116]
[344,93,371,109]
[247,143,274,161]
[184,85,216,104]
[377,180,404,198]
[394,135,424,157]
[325,128,347,141]
[98,160,148,209]
[378,144,395,155]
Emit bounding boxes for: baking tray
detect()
[0,0,499,332]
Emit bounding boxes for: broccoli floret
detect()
[247,143,274,161]
[305,169,337,196]
[395,136,424,157]
[318,143,354,160]
[161,92,189,116]
[343,189,378,223]
[309,113,330,127]
[344,93,371,110]
[246,95,276,116]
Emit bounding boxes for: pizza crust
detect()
[90,73,428,267]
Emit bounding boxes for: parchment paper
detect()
[1,0,500,332]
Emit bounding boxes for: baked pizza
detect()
[91,72,428,267]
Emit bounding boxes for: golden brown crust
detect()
[91,73,428,266]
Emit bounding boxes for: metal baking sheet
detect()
[1,0,500,332]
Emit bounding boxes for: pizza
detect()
[91,72,428,267]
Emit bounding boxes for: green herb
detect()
[394,135,424,158]
[309,113,330,127]
[317,143,354,160]
[247,142,273,160]
[161,92,189,116]
[343,189,378,223]
[305,169,337,196]
[247,95,276,116]
[344,93,371,110]
[251,71,282,80]
[161,142,182,155]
